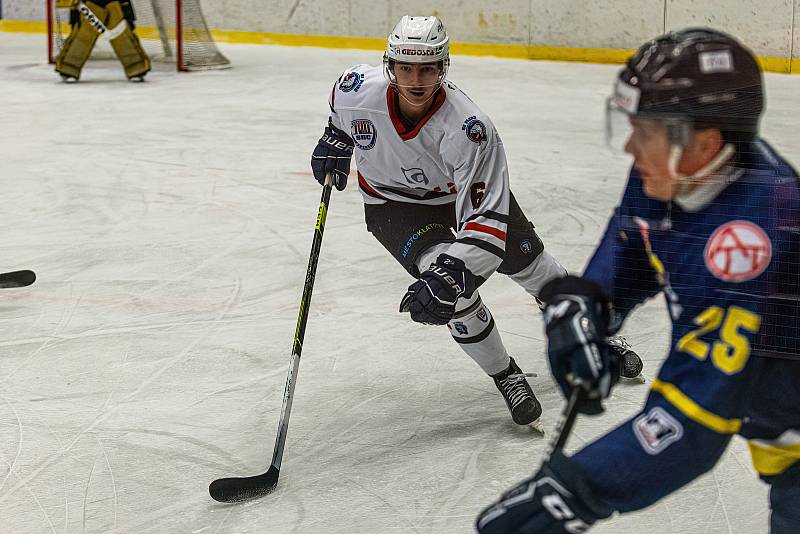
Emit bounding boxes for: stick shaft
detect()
[270,175,333,471]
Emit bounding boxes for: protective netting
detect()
[48,0,230,71]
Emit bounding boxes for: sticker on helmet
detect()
[704,220,772,282]
[462,116,487,144]
[614,80,641,114]
[699,50,734,74]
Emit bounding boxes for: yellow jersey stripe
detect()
[748,441,800,476]
[651,379,742,434]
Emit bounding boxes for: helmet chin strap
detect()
[668,142,736,198]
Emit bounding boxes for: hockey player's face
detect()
[625,118,679,201]
[393,62,441,105]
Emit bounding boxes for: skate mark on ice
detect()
[0,280,241,506]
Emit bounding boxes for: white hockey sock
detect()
[448,293,510,376]
[508,250,568,300]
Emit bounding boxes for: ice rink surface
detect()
[2,31,800,533]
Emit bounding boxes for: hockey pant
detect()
[416,243,566,375]
[55,1,150,80]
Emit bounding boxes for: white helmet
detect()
[384,16,450,84]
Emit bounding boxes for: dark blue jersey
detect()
[572,139,800,511]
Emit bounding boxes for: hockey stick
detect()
[0,270,36,289]
[208,174,334,503]
[546,386,585,456]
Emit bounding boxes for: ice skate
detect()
[607,336,645,383]
[492,357,543,431]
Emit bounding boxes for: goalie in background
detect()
[54,0,150,82]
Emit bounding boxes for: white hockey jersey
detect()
[330,64,512,278]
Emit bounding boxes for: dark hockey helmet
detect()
[612,28,764,143]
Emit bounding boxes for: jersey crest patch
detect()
[704,220,772,283]
[339,71,365,93]
[462,116,487,144]
[402,167,429,185]
[351,119,377,150]
[633,407,684,455]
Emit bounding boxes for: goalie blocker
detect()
[55,0,150,81]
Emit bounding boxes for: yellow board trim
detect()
[651,378,742,434]
[748,441,800,476]
[3,19,798,74]
[0,20,48,34]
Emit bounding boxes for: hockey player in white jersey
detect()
[311,15,642,428]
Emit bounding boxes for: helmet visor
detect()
[605,97,635,154]
[605,97,695,154]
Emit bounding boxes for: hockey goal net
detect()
[46,0,230,71]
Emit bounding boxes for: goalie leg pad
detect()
[105,1,151,79]
[54,2,108,80]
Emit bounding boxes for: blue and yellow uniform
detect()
[576,139,800,522]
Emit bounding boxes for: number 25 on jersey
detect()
[677,305,761,375]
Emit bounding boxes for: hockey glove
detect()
[476,451,613,534]
[311,117,354,191]
[540,275,618,415]
[399,254,476,326]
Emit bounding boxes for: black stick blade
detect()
[0,270,35,289]
[209,466,280,503]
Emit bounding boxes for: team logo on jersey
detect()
[477,308,488,323]
[704,220,772,283]
[339,71,364,93]
[633,407,684,455]
[520,239,533,255]
[402,167,429,185]
[351,119,377,150]
[462,116,487,144]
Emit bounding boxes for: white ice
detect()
[2,31,799,533]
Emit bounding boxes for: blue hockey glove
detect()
[540,276,618,415]
[476,451,613,533]
[311,117,354,191]
[399,254,476,325]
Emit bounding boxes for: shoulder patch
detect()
[704,220,772,283]
[462,115,487,144]
[633,407,683,455]
[339,71,365,93]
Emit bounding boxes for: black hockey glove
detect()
[311,117,354,191]
[476,451,613,533]
[399,254,476,326]
[540,275,618,415]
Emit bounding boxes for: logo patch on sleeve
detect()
[339,71,365,93]
[704,220,772,283]
[462,116,487,143]
[633,407,684,455]
[351,119,377,150]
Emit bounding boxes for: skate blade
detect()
[528,418,545,434]
[624,374,647,384]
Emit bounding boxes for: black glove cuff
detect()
[539,275,609,305]
[547,451,615,522]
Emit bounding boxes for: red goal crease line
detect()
[2,19,797,75]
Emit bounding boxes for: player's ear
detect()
[697,128,724,161]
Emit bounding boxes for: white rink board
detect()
[2,33,800,533]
